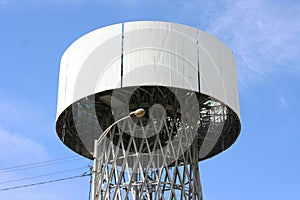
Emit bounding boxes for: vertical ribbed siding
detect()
[56,24,123,120]
[56,21,240,120]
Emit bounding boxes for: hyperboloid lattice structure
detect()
[55,21,241,200]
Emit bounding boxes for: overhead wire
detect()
[0,157,85,173]
[0,166,89,185]
[0,156,77,171]
[0,172,92,192]
[0,156,92,194]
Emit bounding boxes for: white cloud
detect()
[204,0,300,82]
[0,97,52,138]
[0,100,26,123]
[0,128,46,165]
[0,128,88,200]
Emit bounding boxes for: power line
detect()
[0,172,91,192]
[0,157,84,173]
[0,156,77,171]
[0,166,89,185]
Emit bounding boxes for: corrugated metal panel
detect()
[57,21,240,119]
[122,21,199,91]
[197,31,225,105]
[197,30,240,116]
[56,24,122,119]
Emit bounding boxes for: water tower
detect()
[56,21,241,199]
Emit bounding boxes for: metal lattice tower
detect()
[55,21,241,200]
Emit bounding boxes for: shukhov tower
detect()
[55,21,241,199]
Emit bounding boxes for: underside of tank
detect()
[56,86,240,163]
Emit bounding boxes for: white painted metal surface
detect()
[122,21,199,91]
[56,21,240,120]
[56,23,122,119]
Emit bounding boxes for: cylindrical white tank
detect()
[56,21,241,161]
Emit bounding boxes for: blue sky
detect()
[0,0,299,199]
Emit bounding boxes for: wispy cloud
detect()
[0,98,51,137]
[0,128,46,165]
[144,0,299,83]
[204,0,300,82]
